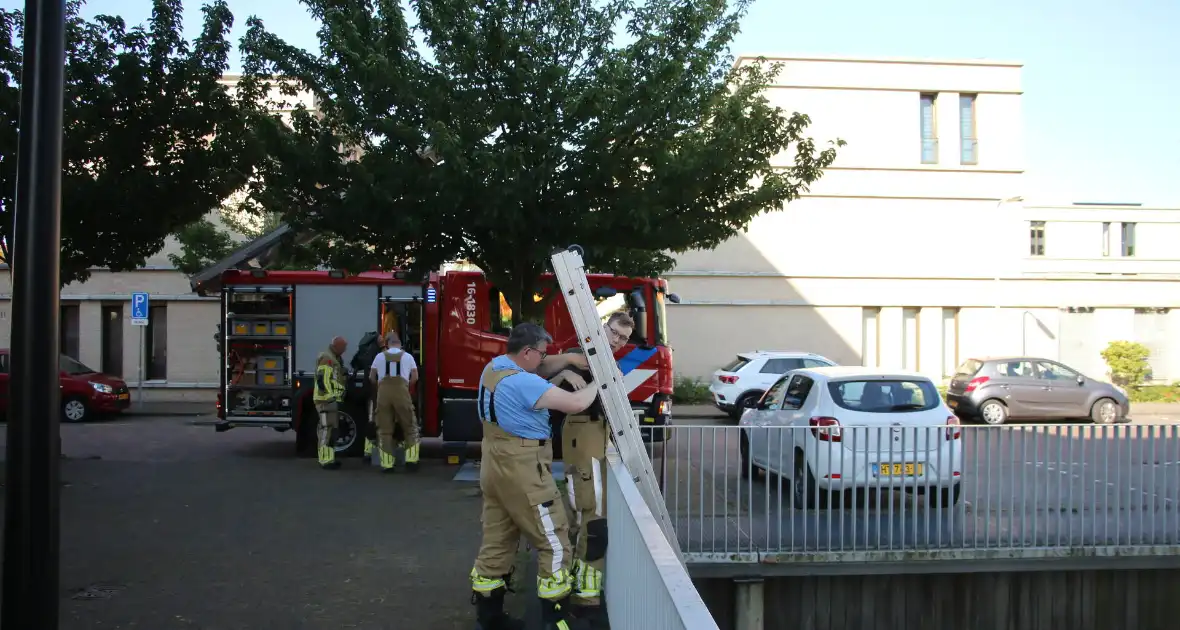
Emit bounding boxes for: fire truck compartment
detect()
[293,284,380,373]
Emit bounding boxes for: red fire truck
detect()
[193,248,678,459]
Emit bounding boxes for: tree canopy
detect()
[237,0,842,321]
[0,0,260,285]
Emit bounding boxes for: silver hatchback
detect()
[945,357,1131,425]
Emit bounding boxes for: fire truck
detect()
[192,233,678,459]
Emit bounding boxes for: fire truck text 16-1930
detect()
[195,265,680,460]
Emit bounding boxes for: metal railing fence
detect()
[604,447,719,629]
[644,423,1180,563]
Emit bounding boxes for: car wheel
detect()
[929,483,962,508]
[62,396,90,423]
[1090,398,1118,425]
[730,391,763,421]
[739,431,760,480]
[792,450,834,509]
[978,399,1008,426]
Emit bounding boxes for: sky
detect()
[4,0,1179,206]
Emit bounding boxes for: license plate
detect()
[947,399,958,408]
[117,393,130,400]
[875,462,922,476]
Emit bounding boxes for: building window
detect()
[1102,222,1112,257]
[862,307,880,367]
[959,94,977,164]
[60,304,80,360]
[902,308,920,371]
[942,308,959,378]
[101,304,123,376]
[920,93,938,164]
[1121,222,1136,257]
[145,305,167,380]
[1030,221,1046,256]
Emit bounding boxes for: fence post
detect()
[734,578,764,630]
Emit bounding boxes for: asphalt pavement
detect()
[0,415,525,630]
[661,406,1180,556]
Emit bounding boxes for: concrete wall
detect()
[693,567,1180,630]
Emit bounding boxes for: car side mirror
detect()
[1077,375,1085,386]
[667,293,681,304]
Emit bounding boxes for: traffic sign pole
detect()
[131,292,150,409]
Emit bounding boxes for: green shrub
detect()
[1100,341,1151,388]
[672,374,712,405]
[1129,383,1180,403]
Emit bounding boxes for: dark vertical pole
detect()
[2,0,66,627]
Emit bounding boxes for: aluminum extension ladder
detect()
[549,246,683,561]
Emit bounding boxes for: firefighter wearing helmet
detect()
[469,323,599,630]
[368,330,421,472]
[312,336,349,470]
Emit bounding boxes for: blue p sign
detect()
[131,292,150,326]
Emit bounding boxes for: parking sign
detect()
[131,292,150,326]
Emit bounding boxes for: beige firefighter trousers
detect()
[474,421,573,597]
[375,376,419,466]
[314,401,339,465]
[561,414,609,606]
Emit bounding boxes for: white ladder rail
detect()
[549,247,683,561]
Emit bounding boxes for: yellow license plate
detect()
[643,417,654,424]
[877,463,922,476]
[947,399,958,408]
[446,454,461,465]
[117,393,130,400]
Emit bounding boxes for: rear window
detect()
[827,379,942,413]
[954,359,984,377]
[721,356,750,372]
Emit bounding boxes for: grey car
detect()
[945,356,1131,425]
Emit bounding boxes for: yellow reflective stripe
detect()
[537,569,572,600]
[379,449,395,469]
[404,443,420,464]
[470,568,506,593]
[574,560,602,597]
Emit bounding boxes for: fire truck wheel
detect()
[333,410,364,457]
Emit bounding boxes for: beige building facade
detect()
[0,75,313,403]
[667,55,1180,384]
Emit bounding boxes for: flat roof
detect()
[734,53,1024,68]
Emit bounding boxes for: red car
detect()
[0,350,131,422]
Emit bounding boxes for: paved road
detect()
[0,415,523,630]
[657,412,1180,555]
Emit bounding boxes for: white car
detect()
[738,366,963,508]
[710,351,837,419]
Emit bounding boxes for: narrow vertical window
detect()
[1121,222,1136,257]
[920,93,938,164]
[1030,221,1046,256]
[959,94,977,164]
[1102,222,1112,257]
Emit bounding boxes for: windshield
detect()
[828,379,941,413]
[593,288,651,346]
[954,359,984,377]
[60,355,96,375]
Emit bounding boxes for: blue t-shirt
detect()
[478,355,555,440]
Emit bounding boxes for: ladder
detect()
[549,246,683,561]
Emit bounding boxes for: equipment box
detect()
[231,320,250,335]
[258,370,285,386]
[271,320,291,335]
[250,321,272,336]
[257,355,285,371]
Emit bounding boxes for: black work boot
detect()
[540,596,589,630]
[472,588,524,630]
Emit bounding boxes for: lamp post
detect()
[2,0,66,627]
[1021,310,1035,355]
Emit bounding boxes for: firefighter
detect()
[313,336,349,470]
[554,311,635,625]
[368,331,420,473]
[470,323,600,630]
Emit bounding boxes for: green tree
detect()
[0,0,261,285]
[238,0,842,322]
[1100,340,1152,388]
[168,217,237,276]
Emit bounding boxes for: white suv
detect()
[710,351,837,419]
